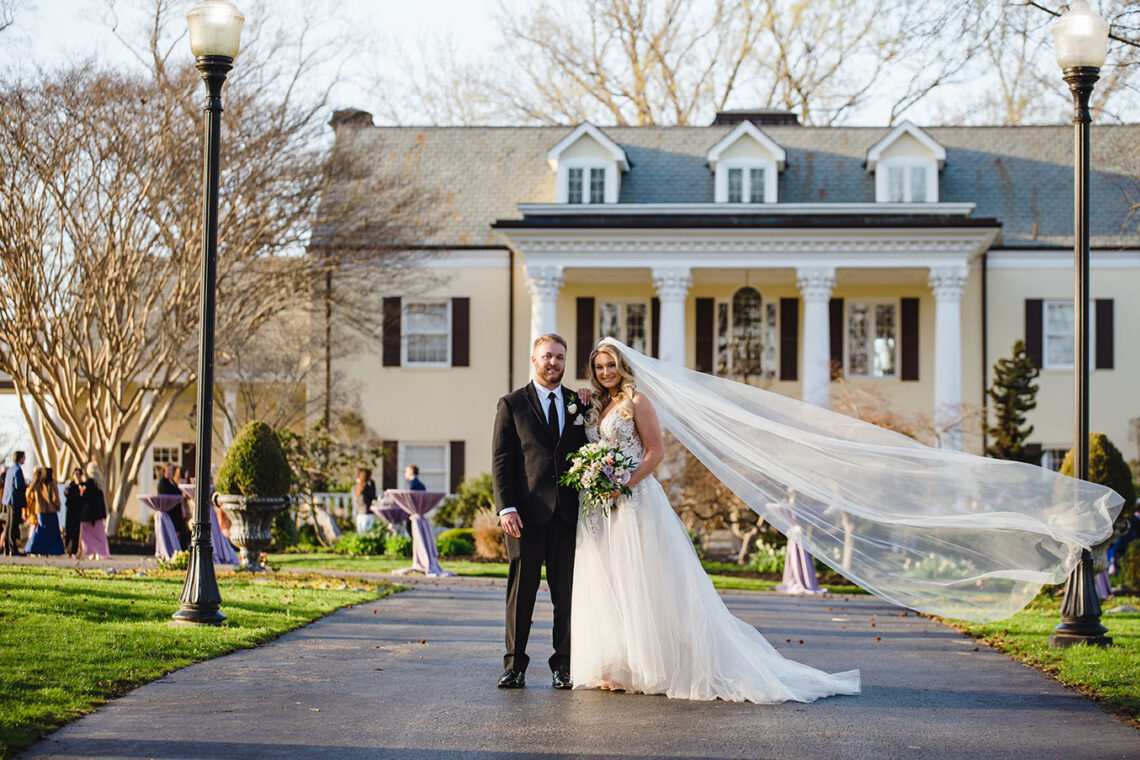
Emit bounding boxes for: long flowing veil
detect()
[601,338,1124,622]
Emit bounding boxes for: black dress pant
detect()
[503,516,575,673]
[64,511,82,555]
[1,505,22,554]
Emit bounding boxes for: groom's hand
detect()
[501,511,523,538]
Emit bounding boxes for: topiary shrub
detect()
[216,421,293,499]
[1119,542,1140,590]
[437,531,475,557]
[384,533,413,558]
[1060,433,1137,508]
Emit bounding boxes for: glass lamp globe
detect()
[187,0,245,59]
[1052,0,1109,69]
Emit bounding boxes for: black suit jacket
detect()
[492,384,588,528]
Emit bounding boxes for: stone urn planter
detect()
[214,493,289,571]
[215,420,294,572]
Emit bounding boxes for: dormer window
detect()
[547,122,629,205]
[707,121,785,204]
[567,166,606,204]
[866,121,945,204]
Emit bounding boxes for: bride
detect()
[568,337,1122,703]
[570,340,860,702]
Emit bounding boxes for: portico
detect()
[498,204,998,448]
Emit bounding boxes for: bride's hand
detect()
[576,387,592,405]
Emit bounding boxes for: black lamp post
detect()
[173,0,245,626]
[1049,0,1111,649]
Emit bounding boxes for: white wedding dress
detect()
[570,398,860,703]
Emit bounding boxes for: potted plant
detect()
[215,420,293,571]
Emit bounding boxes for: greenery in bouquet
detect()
[560,442,636,516]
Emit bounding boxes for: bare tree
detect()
[377,0,983,127]
[0,3,438,533]
[0,0,25,34]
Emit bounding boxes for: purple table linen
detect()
[175,484,241,564]
[777,533,828,596]
[140,495,184,559]
[384,489,453,577]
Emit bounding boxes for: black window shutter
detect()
[651,297,660,359]
[449,441,465,493]
[829,298,844,380]
[1024,443,1043,466]
[382,297,402,367]
[180,442,196,479]
[1025,299,1043,368]
[382,440,398,490]
[1095,299,1114,370]
[780,298,798,381]
[900,297,920,381]
[695,298,714,373]
[451,297,470,367]
[576,297,595,378]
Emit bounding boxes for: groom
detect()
[492,333,587,689]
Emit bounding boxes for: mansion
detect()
[5,109,1137,512]
[323,109,1138,493]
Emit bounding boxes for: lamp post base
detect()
[1049,552,1111,648]
[171,603,227,626]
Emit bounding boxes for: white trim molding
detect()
[516,202,977,216]
[866,121,947,171]
[987,249,1140,269]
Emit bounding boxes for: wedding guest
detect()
[404,464,426,492]
[1,451,27,556]
[79,462,111,560]
[24,466,64,556]
[352,468,377,516]
[157,463,190,549]
[63,467,84,556]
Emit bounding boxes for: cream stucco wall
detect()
[986,257,1140,457]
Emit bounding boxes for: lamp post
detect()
[1049,0,1111,649]
[173,0,245,626]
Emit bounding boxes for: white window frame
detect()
[845,298,900,380]
[151,445,181,482]
[1042,299,1096,371]
[715,158,777,203]
[875,157,938,203]
[597,299,652,356]
[558,158,616,204]
[401,298,452,368]
[1039,445,1070,472]
[398,442,450,494]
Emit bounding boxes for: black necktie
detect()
[546,391,560,439]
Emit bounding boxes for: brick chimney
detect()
[329,109,375,129]
[712,109,800,126]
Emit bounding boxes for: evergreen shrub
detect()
[216,421,292,498]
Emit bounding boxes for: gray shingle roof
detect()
[328,123,1140,249]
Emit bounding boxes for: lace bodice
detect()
[587,399,645,464]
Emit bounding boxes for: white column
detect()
[223,388,238,449]
[929,265,969,450]
[796,267,836,408]
[525,264,564,348]
[652,266,692,365]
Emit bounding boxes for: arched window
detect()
[732,287,763,378]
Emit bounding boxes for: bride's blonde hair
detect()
[586,342,637,425]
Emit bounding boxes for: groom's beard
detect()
[535,365,565,386]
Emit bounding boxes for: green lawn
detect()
[945,593,1140,727]
[0,564,397,759]
[269,553,866,594]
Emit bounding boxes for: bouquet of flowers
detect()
[559,442,636,516]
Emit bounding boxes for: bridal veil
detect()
[601,338,1124,622]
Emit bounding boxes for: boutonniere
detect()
[565,392,579,416]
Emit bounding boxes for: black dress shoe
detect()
[498,670,525,689]
[552,669,573,690]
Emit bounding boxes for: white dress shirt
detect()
[500,381,564,517]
